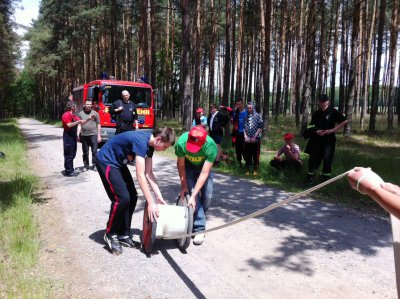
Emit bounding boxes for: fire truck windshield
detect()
[101,85,151,108]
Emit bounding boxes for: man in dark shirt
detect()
[304,94,348,185]
[109,90,139,135]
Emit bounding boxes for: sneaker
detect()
[193,233,205,245]
[253,170,258,176]
[82,166,89,172]
[65,170,79,177]
[91,165,97,171]
[104,233,123,255]
[118,236,141,249]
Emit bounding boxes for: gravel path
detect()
[19,118,396,298]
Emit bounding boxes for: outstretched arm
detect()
[348,167,400,219]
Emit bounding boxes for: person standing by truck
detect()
[109,90,139,134]
[77,99,101,171]
[62,101,92,177]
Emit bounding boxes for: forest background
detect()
[1,0,399,136]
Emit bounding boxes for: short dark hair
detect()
[153,127,176,145]
[318,94,329,102]
[65,101,76,110]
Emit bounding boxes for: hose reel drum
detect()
[142,194,193,254]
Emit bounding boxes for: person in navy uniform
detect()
[303,94,348,185]
[61,101,92,176]
[109,90,139,134]
[96,128,176,255]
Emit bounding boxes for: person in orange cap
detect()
[270,133,302,171]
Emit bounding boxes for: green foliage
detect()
[0,119,53,297]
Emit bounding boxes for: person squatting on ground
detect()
[208,103,230,165]
[231,100,248,167]
[348,167,400,220]
[77,99,101,171]
[303,94,347,185]
[62,101,92,177]
[192,107,208,128]
[96,128,176,255]
[175,126,218,245]
[109,90,139,135]
[243,102,263,176]
[270,133,303,171]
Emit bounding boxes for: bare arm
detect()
[348,167,400,219]
[97,123,101,143]
[144,157,166,205]
[177,157,189,197]
[186,161,213,210]
[67,118,89,128]
[135,155,159,222]
[326,120,348,135]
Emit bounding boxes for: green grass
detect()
[0,119,52,297]
[158,115,400,215]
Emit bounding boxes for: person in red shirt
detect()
[62,101,92,176]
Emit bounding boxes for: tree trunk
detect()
[209,0,217,105]
[344,0,361,138]
[150,0,157,87]
[261,0,272,138]
[360,0,377,129]
[193,0,202,110]
[181,0,192,130]
[369,0,386,133]
[222,0,232,107]
[387,0,398,130]
[235,0,245,100]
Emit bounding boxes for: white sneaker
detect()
[193,233,205,245]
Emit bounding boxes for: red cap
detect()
[186,126,207,153]
[284,133,294,140]
[196,107,204,113]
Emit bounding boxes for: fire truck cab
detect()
[73,79,155,143]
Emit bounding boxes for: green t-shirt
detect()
[175,132,218,166]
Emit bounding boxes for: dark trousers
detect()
[244,142,261,170]
[308,141,336,176]
[234,133,245,163]
[63,131,77,174]
[270,158,303,171]
[96,161,138,237]
[81,135,98,167]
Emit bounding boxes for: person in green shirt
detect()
[175,126,218,245]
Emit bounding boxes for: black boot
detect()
[304,173,316,187]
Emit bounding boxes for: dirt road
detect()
[19,118,396,298]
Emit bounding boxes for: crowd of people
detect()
[63,92,400,256]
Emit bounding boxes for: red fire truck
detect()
[72,79,155,143]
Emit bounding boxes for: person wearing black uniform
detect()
[207,103,230,165]
[109,90,139,135]
[303,94,347,185]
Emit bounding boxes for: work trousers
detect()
[63,131,77,174]
[234,133,245,163]
[308,140,336,176]
[96,161,138,237]
[185,163,214,232]
[81,135,98,167]
[244,142,261,170]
